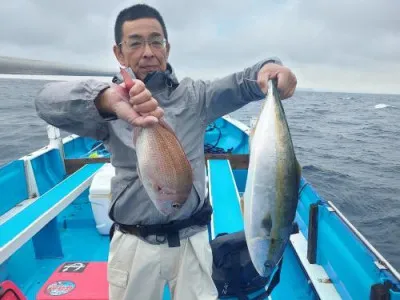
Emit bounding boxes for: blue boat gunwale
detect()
[299,175,400,283]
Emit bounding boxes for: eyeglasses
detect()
[119,36,167,51]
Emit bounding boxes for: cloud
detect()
[0,0,399,93]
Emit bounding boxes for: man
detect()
[35,4,297,300]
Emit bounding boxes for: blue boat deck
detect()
[5,197,109,299]
[208,159,243,237]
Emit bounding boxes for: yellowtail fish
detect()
[244,79,301,277]
[119,68,193,216]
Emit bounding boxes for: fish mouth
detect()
[247,236,284,278]
[154,199,182,216]
[153,193,187,215]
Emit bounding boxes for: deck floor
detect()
[17,196,110,299]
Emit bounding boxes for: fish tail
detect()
[120,67,135,91]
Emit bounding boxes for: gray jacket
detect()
[35,57,281,243]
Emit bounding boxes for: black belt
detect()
[112,201,213,247]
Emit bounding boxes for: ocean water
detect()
[0,77,399,272]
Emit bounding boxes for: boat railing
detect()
[0,126,105,266]
[297,179,400,298]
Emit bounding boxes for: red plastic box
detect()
[0,280,26,300]
[36,262,108,300]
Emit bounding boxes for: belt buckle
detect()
[156,234,167,243]
[136,225,148,237]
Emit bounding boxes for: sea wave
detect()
[374,103,395,109]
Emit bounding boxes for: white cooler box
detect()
[89,163,115,235]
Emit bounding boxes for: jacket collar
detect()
[111,63,180,92]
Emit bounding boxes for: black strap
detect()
[253,258,284,300]
[135,201,212,235]
[117,200,213,247]
[109,223,116,241]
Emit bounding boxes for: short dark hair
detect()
[114,4,168,45]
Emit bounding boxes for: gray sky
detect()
[1,0,399,94]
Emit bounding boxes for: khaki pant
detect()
[107,228,219,300]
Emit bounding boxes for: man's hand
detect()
[257,63,297,99]
[95,80,164,127]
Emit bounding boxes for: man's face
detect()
[114,18,170,81]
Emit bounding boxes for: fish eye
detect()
[172,202,182,209]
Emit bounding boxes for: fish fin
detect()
[120,67,135,91]
[151,180,175,196]
[240,195,244,216]
[249,98,267,149]
[270,79,281,102]
[137,166,164,193]
[262,213,273,234]
[249,127,255,150]
[153,182,162,192]
[296,159,302,176]
[137,165,143,184]
[133,126,142,145]
[296,158,302,187]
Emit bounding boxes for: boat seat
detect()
[207,159,243,239]
[0,163,104,265]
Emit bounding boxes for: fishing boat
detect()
[0,114,399,300]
